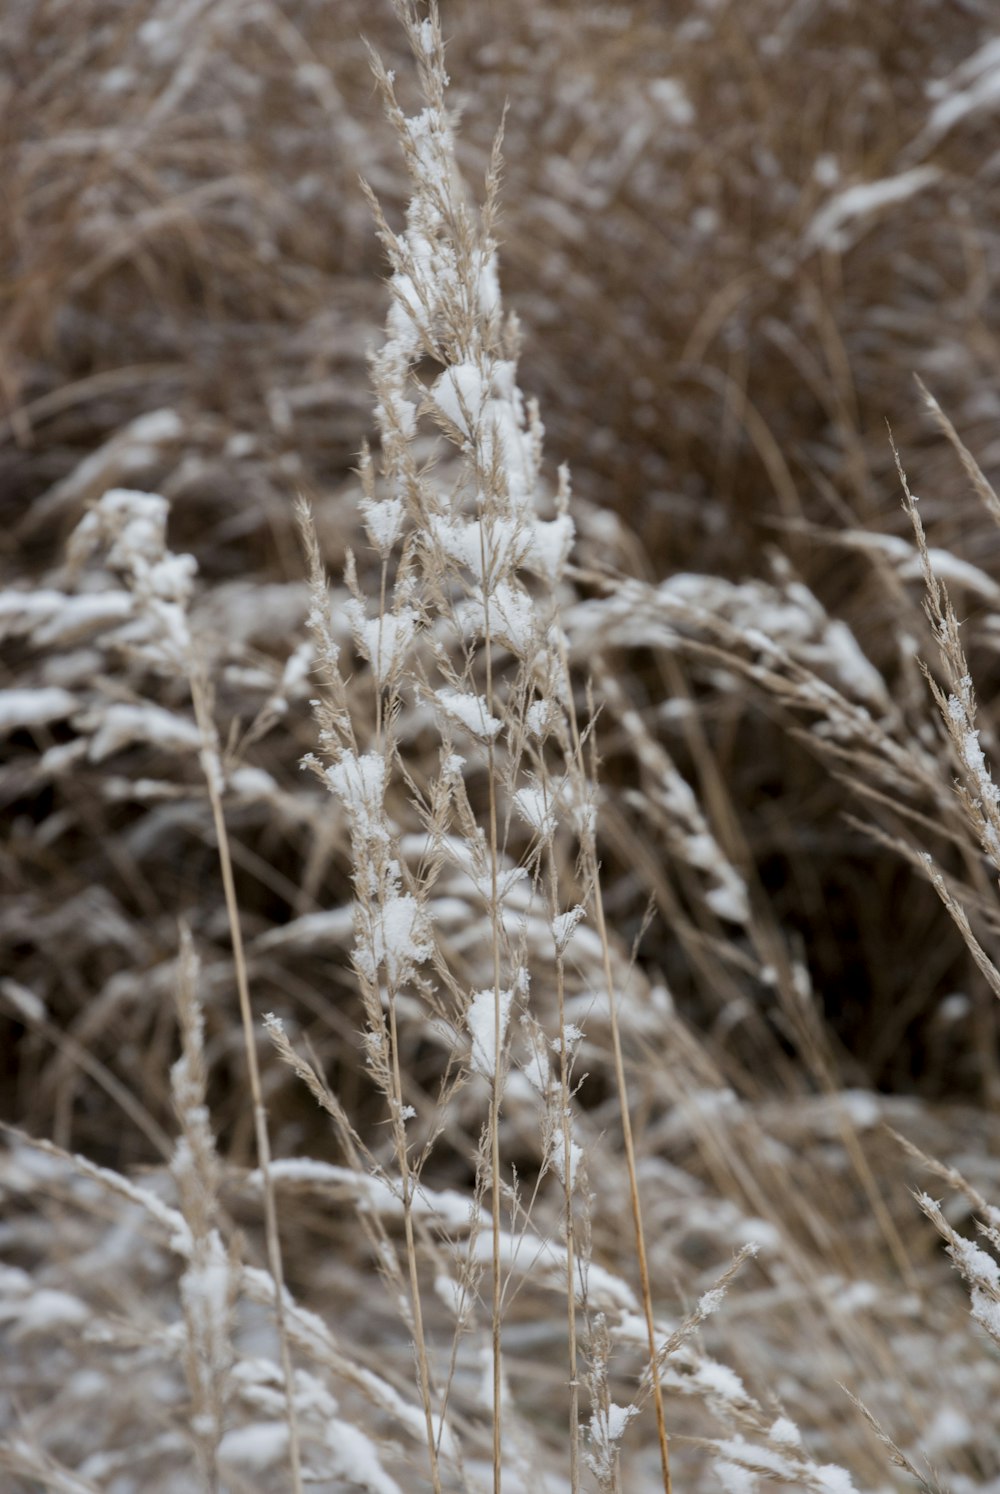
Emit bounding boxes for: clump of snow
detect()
[360,495,406,555]
[697,1286,727,1318]
[327,752,387,827]
[524,514,574,583]
[218,1422,289,1470]
[692,1358,751,1406]
[716,1462,757,1494]
[648,77,695,125]
[467,987,513,1078]
[346,602,419,685]
[0,687,77,735]
[356,892,431,986]
[77,702,201,761]
[812,1467,859,1493]
[805,167,940,253]
[925,1405,973,1453]
[429,514,527,586]
[433,688,503,741]
[550,1128,583,1190]
[525,699,552,737]
[0,1287,90,1339]
[433,362,488,439]
[520,1043,550,1096]
[925,36,1000,143]
[457,580,536,655]
[586,1398,639,1482]
[468,863,529,905]
[552,905,585,950]
[704,879,750,924]
[513,782,556,838]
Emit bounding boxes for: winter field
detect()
[4,1,1000,1489]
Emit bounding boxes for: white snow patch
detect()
[433,687,503,741]
[468,987,513,1078]
[524,514,574,582]
[218,1422,288,1469]
[347,603,419,684]
[434,362,488,439]
[458,580,536,656]
[78,702,200,760]
[327,752,386,825]
[0,687,77,734]
[1,1288,90,1337]
[360,496,406,554]
[513,782,557,838]
[805,167,940,253]
[356,893,431,985]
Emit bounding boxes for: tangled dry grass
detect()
[4,1,1000,1490]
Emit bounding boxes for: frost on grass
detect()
[918,1189,1000,1351]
